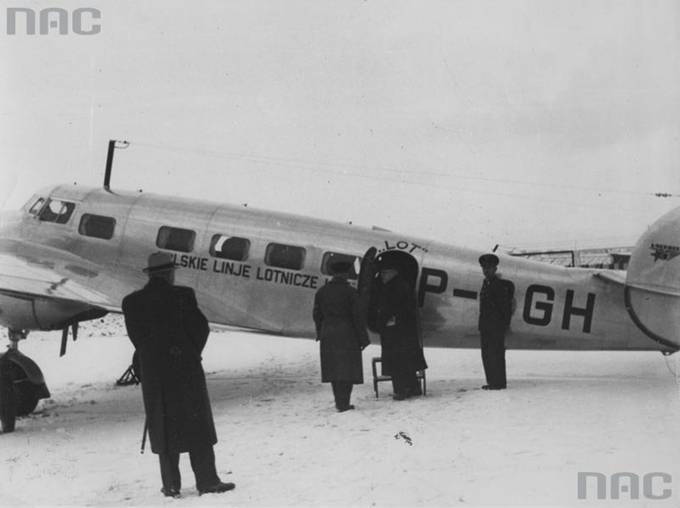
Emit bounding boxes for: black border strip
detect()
[453,289,477,300]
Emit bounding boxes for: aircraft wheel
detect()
[0,375,17,433]
[14,380,39,416]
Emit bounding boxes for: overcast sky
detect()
[1,0,679,250]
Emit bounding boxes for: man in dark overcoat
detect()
[478,253,514,390]
[374,263,427,400]
[313,260,370,412]
[122,252,235,498]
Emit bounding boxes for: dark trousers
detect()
[391,367,418,396]
[158,444,220,491]
[331,381,353,409]
[384,350,420,396]
[480,329,507,388]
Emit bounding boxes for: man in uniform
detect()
[375,262,427,400]
[313,260,370,412]
[122,252,235,498]
[478,253,513,390]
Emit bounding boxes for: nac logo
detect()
[5,7,101,35]
[577,472,672,500]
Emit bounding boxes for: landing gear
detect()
[0,329,50,433]
[0,359,17,433]
[116,351,141,386]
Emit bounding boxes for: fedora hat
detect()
[329,259,353,275]
[143,252,176,273]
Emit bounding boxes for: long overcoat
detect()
[122,277,217,455]
[313,277,370,383]
[478,275,514,387]
[478,276,513,334]
[374,275,427,376]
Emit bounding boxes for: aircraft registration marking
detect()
[419,267,597,333]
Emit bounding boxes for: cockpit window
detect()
[28,197,46,215]
[38,199,76,224]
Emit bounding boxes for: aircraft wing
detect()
[0,239,130,313]
[594,269,680,296]
[592,270,626,286]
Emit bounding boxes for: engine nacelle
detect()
[626,206,680,351]
[0,293,105,331]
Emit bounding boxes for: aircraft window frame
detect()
[265,243,306,271]
[320,252,361,279]
[209,234,250,261]
[156,226,196,253]
[38,198,76,224]
[28,197,46,216]
[78,213,116,240]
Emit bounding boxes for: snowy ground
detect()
[1,315,680,507]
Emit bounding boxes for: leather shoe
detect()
[161,487,181,498]
[392,392,408,401]
[198,481,235,495]
[482,385,505,390]
[336,404,355,412]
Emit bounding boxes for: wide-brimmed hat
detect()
[376,256,400,272]
[142,252,176,273]
[478,253,499,267]
[329,260,353,275]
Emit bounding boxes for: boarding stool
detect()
[371,356,426,398]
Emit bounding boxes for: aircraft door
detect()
[357,247,378,332]
[361,248,421,337]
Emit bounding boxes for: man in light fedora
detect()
[122,252,235,498]
[478,253,514,390]
[313,259,369,411]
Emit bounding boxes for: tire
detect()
[0,377,17,433]
[14,380,39,416]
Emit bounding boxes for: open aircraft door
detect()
[357,247,378,333]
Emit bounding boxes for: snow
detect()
[1,315,680,507]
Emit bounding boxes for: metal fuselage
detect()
[1,184,663,351]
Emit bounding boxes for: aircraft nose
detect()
[0,209,23,233]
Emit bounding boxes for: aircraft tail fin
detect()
[625,207,680,351]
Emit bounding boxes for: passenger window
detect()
[321,252,360,279]
[78,214,116,240]
[38,199,75,224]
[28,197,45,215]
[209,235,250,261]
[156,226,195,252]
[265,243,306,270]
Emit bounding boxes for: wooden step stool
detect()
[371,356,426,398]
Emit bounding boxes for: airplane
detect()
[0,140,678,433]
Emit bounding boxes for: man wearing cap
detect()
[122,252,235,498]
[313,259,370,412]
[478,253,514,390]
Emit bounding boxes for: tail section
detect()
[625,207,680,352]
